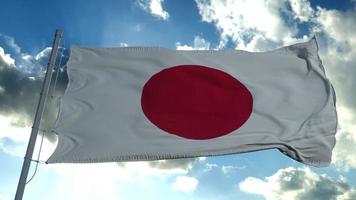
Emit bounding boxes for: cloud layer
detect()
[175,36,211,50]
[196,0,300,50]
[0,35,68,159]
[239,167,356,200]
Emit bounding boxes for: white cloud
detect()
[0,34,21,53]
[176,36,211,50]
[314,8,356,62]
[311,7,356,170]
[145,159,195,174]
[0,47,15,67]
[0,114,31,157]
[35,47,52,61]
[198,157,207,162]
[331,106,356,171]
[119,42,128,47]
[1,34,55,75]
[41,161,196,200]
[43,160,198,200]
[239,176,270,195]
[288,0,314,22]
[172,176,199,193]
[175,44,195,50]
[202,163,218,174]
[17,46,57,76]
[41,157,197,200]
[0,113,58,162]
[0,46,60,158]
[0,114,32,143]
[46,163,136,200]
[21,54,33,62]
[192,35,211,50]
[0,35,43,75]
[221,165,246,174]
[137,0,170,20]
[0,193,10,200]
[195,0,297,50]
[239,167,356,200]
[149,0,169,20]
[333,130,356,171]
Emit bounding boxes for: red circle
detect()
[141,65,253,140]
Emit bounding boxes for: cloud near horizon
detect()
[239,167,356,200]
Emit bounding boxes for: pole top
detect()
[55,29,63,37]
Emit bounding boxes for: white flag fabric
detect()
[47,38,337,167]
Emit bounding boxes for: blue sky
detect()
[1,0,356,199]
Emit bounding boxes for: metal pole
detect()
[15,30,63,200]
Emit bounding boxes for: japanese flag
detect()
[47,38,337,167]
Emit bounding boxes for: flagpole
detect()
[15,30,63,200]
